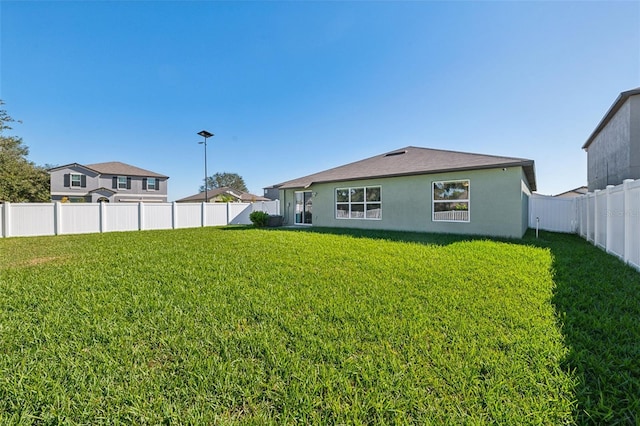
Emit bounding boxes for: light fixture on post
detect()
[197,130,214,203]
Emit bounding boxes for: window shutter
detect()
[126,177,132,190]
[64,174,70,187]
[156,179,160,191]
[112,177,117,189]
[81,175,87,188]
[142,178,147,190]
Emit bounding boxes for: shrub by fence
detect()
[0,200,280,238]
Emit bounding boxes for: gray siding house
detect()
[268,146,536,239]
[583,88,640,191]
[49,162,169,203]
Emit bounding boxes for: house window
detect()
[433,180,470,222]
[70,174,83,187]
[336,186,381,220]
[147,177,157,190]
[117,176,128,189]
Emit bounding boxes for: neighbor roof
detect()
[272,146,536,191]
[48,161,168,178]
[175,187,269,203]
[85,162,169,178]
[582,87,640,150]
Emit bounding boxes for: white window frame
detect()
[117,176,128,190]
[432,180,470,223]
[335,186,382,220]
[70,173,83,187]
[147,177,157,190]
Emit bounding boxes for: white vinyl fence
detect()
[0,200,280,238]
[529,179,640,271]
[529,194,578,233]
[576,179,640,271]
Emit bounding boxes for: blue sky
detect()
[1,1,639,200]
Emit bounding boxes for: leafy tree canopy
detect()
[0,101,50,202]
[200,172,248,193]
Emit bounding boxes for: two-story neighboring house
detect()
[583,87,640,191]
[48,162,169,203]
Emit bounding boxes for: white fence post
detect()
[2,202,9,238]
[201,202,206,227]
[226,202,231,225]
[623,179,633,264]
[593,190,601,248]
[3,202,11,237]
[55,202,62,235]
[172,202,178,229]
[605,185,614,254]
[99,201,106,233]
[138,202,144,231]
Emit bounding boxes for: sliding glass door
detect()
[295,191,313,225]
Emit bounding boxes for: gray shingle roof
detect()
[85,162,168,178]
[272,146,536,191]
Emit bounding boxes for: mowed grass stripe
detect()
[1,227,575,424]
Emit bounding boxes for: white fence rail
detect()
[529,179,640,272]
[0,200,280,238]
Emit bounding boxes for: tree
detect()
[0,101,50,202]
[199,172,248,193]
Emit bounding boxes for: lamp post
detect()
[198,130,214,203]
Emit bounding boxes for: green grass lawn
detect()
[0,227,638,424]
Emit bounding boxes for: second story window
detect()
[117,176,128,189]
[71,173,83,187]
[147,178,157,190]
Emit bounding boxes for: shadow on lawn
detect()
[227,225,640,423]
[526,231,640,424]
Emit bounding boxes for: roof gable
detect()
[273,146,536,191]
[582,87,640,150]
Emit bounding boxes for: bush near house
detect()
[0,228,638,424]
[249,210,270,227]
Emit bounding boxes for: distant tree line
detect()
[200,172,248,193]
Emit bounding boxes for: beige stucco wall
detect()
[279,166,531,238]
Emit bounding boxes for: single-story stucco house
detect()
[267,146,536,238]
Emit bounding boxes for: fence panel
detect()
[144,203,173,230]
[607,186,626,259]
[587,194,595,242]
[175,203,203,229]
[60,204,101,235]
[105,203,140,232]
[595,190,608,249]
[203,203,226,226]
[229,203,252,224]
[8,203,56,237]
[626,182,640,269]
[252,200,280,215]
[528,194,577,233]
